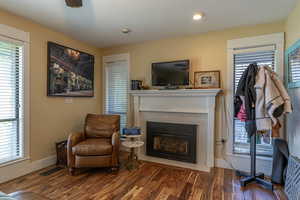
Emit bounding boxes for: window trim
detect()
[0,24,30,167]
[226,33,284,157]
[102,53,130,129]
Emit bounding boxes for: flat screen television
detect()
[152,60,190,86]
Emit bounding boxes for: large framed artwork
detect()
[47,42,94,97]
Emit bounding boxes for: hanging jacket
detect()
[255,66,292,131]
[234,63,258,136]
[237,104,247,122]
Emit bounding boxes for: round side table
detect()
[121,134,144,170]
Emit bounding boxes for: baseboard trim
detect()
[139,154,211,172]
[0,155,56,184]
[215,156,272,176]
[215,158,232,169]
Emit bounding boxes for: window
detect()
[286,39,300,88]
[0,39,24,164]
[105,60,128,133]
[228,33,284,157]
[233,46,275,156]
[289,55,300,82]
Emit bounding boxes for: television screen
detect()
[152,60,190,86]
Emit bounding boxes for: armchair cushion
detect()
[72,138,112,156]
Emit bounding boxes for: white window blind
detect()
[233,45,275,156]
[289,49,300,83]
[105,61,128,133]
[0,40,24,164]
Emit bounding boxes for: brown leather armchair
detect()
[67,114,120,175]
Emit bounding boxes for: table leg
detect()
[125,147,141,171]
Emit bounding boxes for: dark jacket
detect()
[234,63,258,136]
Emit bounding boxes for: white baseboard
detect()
[215,158,232,169]
[0,153,272,184]
[0,155,56,184]
[139,154,211,172]
[215,154,273,176]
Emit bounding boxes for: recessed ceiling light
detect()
[193,13,204,21]
[121,28,131,34]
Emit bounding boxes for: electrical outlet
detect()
[64,98,73,104]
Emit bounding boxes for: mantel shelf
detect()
[129,88,222,97]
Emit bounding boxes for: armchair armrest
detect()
[68,132,85,147]
[112,131,120,146]
[67,132,85,169]
[111,131,120,167]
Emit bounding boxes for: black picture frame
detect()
[47,41,94,97]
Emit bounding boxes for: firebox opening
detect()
[146,121,197,163]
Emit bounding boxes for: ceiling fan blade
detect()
[65,0,82,7]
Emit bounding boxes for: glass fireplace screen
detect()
[153,135,188,155]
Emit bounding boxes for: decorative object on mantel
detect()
[285,38,300,88]
[131,80,143,90]
[141,84,150,90]
[194,70,220,89]
[122,134,144,170]
[47,42,94,97]
[284,156,300,200]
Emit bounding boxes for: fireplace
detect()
[146,121,197,163]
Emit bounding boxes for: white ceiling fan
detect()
[65,0,82,7]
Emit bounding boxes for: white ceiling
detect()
[0,0,296,47]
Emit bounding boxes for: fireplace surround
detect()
[130,89,221,172]
[146,121,197,163]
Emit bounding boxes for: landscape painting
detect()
[47,42,94,97]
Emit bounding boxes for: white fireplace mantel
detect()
[129,89,222,171]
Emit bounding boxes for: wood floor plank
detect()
[208,168,224,200]
[232,170,245,200]
[224,168,233,200]
[0,161,284,200]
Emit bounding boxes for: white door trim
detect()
[0,24,30,167]
[224,32,284,173]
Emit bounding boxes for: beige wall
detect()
[285,0,300,47]
[285,0,300,159]
[0,9,103,161]
[103,21,285,158]
[0,6,291,162]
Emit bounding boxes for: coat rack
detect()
[236,132,273,190]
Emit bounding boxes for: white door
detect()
[104,60,129,133]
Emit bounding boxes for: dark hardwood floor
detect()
[0,161,286,200]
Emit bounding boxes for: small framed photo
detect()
[194,70,220,89]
